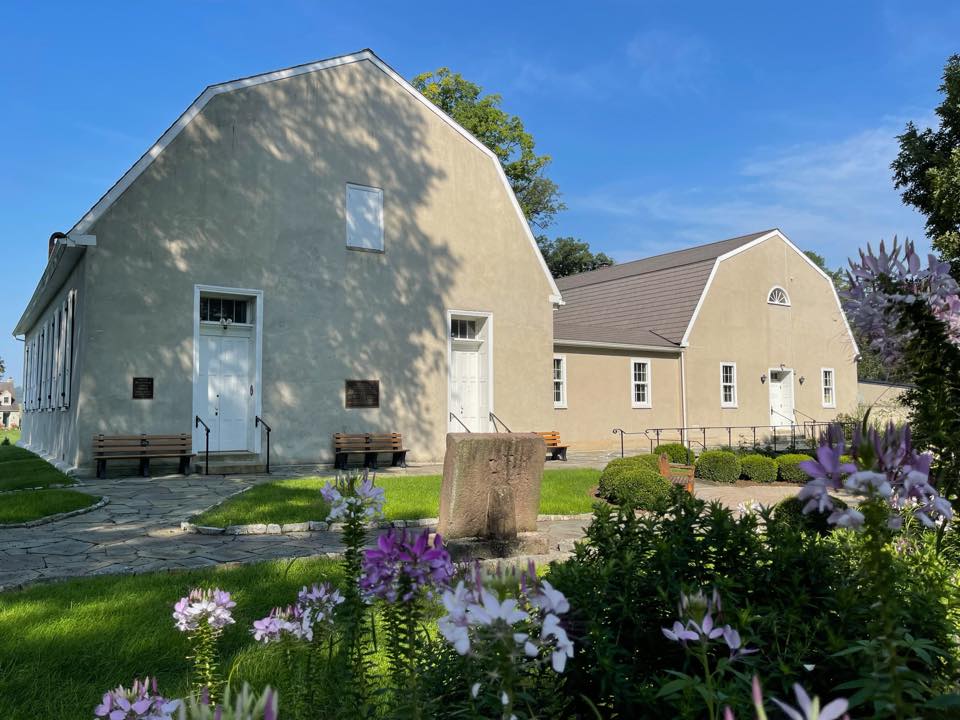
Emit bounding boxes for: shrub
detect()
[598,463,671,510]
[603,454,661,475]
[694,450,741,483]
[772,495,847,535]
[652,443,692,464]
[740,454,777,483]
[777,453,814,483]
[1,437,9,446]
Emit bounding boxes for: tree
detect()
[892,54,960,270]
[536,236,614,278]
[0,356,4,377]
[803,250,846,288]
[412,68,565,230]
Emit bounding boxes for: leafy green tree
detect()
[413,68,565,230]
[536,236,614,278]
[892,54,960,270]
[0,357,5,377]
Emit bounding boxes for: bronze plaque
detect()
[132,377,154,400]
[345,380,379,408]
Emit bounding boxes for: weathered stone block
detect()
[438,433,545,539]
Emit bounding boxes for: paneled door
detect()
[198,332,251,451]
[768,369,795,427]
[449,346,482,432]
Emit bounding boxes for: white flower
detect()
[467,588,529,627]
[471,682,481,699]
[540,613,574,672]
[530,580,570,615]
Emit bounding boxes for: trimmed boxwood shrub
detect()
[598,463,672,510]
[740,454,778,483]
[694,450,741,483]
[652,443,693,464]
[772,495,848,535]
[777,453,814,483]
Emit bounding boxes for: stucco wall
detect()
[18,256,87,469]
[857,381,910,425]
[68,58,554,468]
[684,236,858,445]
[552,346,683,452]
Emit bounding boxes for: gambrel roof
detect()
[554,229,858,353]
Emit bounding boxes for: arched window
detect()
[767,286,790,306]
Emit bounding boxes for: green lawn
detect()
[0,443,75,491]
[0,428,20,445]
[0,556,344,719]
[194,468,601,527]
[0,488,100,524]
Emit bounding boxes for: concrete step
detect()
[194,453,267,475]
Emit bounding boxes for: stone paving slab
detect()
[0,465,799,593]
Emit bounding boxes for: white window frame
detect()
[767,286,791,306]
[553,354,567,409]
[821,367,836,408]
[345,182,384,252]
[630,357,652,409]
[720,362,738,408]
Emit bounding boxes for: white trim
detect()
[766,285,791,306]
[679,351,688,443]
[552,353,567,409]
[768,366,796,426]
[821,367,836,409]
[61,49,560,307]
[192,284,264,454]
[679,229,859,354]
[720,361,738,408]
[554,338,682,353]
[446,309,494,432]
[630,357,652,409]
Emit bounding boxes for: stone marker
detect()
[438,433,545,539]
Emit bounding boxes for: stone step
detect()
[193,453,266,475]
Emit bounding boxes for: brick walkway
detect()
[0,460,798,592]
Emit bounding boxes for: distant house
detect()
[13,49,560,472]
[0,380,20,429]
[550,229,859,451]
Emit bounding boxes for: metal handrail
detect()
[793,407,818,423]
[449,413,472,433]
[489,412,512,433]
[194,415,210,475]
[255,415,272,474]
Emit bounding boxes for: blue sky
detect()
[2,1,958,384]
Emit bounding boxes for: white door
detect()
[769,370,795,426]
[450,346,482,432]
[198,333,251,451]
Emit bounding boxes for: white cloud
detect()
[573,119,929,267]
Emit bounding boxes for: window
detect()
[450,318,478,340]
[821,368,835,408]
[630,358,652,408]
[200,296,248,324]
[346,183,384,252]
[720,362,738,408]
[767,286,790,306]
[553,354,567,408]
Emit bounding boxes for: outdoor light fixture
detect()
[219,316,233,330]
[799,376,805,385]
[760,374,767,384]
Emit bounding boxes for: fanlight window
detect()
[767,287,790,306]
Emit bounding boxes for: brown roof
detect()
[554,230,775,348]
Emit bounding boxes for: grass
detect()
[193,468,601,527]
[0,488,100,524]
[0,428,20,445]
[0,556,345,718]
[0,443,75,491]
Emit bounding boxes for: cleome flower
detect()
[94,677,180,720]
[251,604,312,643]
[321,475,386,522]
[662,589,756,660]
[297,582,344,625]
[360,528,455,602]
[172,588,236,633]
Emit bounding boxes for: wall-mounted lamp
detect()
[760,373,767,384]
[799,375,805,386]
[779,363,786,371]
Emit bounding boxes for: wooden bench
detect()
[658,453,694,493]
[92,433,194,479]
[536,431,568,461]
[333,432,408,470]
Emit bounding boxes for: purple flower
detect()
[662,588,756,659]
[94,677,180,720]
[172,588,236,633]
[322,475,385,522]
[297,582,344,625]
[251,605,310,643]
[360,529,454,602]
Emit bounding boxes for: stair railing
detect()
[194,415,210,475]
[255,415,272,474]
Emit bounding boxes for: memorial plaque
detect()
[345,380,379,408]
[132,377,154,399]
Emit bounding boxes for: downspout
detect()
[679,350,688,446]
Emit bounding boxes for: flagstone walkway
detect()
[0,462,799,593]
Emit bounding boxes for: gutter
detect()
[553,338,684,353]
